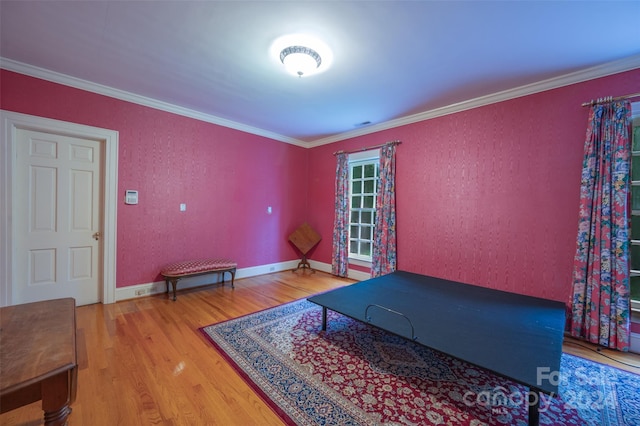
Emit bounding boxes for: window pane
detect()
[364,196,374,208]
[352,181,362,194]
[632,216,640,240]
[351,211,359,223]
[364,164,375,178]
[362,211,372,224]
[364,179,374,193]
[631,276,640,301]
[633,189,640,211]
[633,157,640,181]
[350,241,358,254]
[633,126,640,152]
[361,242,371,256]
[350,225,359,238]
[352,166,362,179]
[352,196,361,209]
[631,244,640,270]
[361,226,371,240]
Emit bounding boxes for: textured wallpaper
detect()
[3,68,639,304]
[1,70,308,287]
[307,68,640,303]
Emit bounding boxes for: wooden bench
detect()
[160,259,237,301]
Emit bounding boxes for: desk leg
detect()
[528,390,540,426]
[321,307,327,331]
[42,371,74,426]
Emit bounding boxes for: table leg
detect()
[321,307,327,331]
[528,390,540,426]
[292,255,315,273]
[42,371,73,426]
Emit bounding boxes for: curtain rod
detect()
[333,140,401,156]
[581,92,640,107]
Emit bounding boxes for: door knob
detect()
[92,232,101,241]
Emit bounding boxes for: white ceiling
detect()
[1,1,639,146]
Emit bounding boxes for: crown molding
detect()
[2,54,639,149]
[0,57,307,147]
[307,54,640,148]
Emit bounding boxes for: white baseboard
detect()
[349,269,372,281]
[116,259,369,301]
[236,259,301,279]
[116,280,168,301]
[116,260,296,301]
[308,260,371,281]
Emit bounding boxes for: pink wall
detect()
[3,68,640,303]
[1,70,308,288]
[307,69,640,303]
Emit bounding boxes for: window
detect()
[348,151,380,262]
[631,114,640,312]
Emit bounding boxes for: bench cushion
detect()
[161,259,237,277]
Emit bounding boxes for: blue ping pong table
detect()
[308,271,566,426]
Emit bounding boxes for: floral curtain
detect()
[332,153,350,277]
[371,142,398,277]
[569,100,632,351]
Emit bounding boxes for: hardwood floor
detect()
[2,271,639,425]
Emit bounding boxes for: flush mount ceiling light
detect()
[280,46,322,77]
[271,34,332,78]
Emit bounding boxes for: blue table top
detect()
[308,270,566,394]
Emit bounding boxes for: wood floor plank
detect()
[1,270,638,425]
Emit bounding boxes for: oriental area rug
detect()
[200,299,639,425]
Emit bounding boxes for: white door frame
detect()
[1,110,118,306]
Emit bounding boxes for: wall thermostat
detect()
[125,190,139,205]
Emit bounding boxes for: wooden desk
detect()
[1,298,78,425]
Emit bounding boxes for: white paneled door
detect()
[14,129,101,305]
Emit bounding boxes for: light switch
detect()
[180,203,186,211]
[125,190,138,205]
[267,206,272,214]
